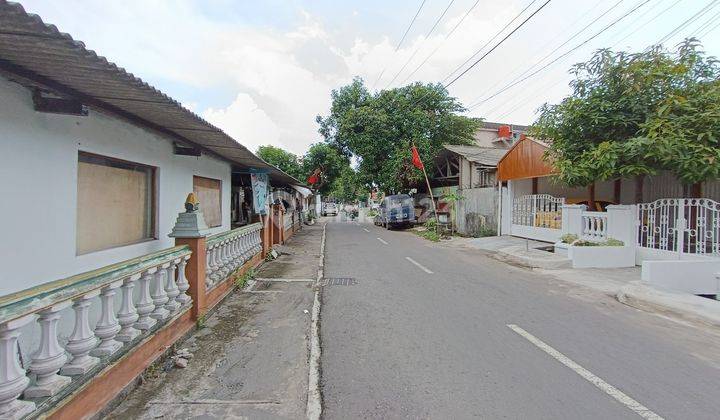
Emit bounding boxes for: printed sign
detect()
[251,173,269,215]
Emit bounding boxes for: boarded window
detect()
[193,176,222,227]
[77,153,155,254]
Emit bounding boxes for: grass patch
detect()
[415,229,440,242]
[235,267,255,289]
[196,314,207,329]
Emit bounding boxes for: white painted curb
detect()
[306,222,326,420]
[617,281,720,328]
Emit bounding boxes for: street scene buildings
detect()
[1,1,720,419]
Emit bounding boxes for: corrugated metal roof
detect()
[443,145,509,167]
[0,1,303,186]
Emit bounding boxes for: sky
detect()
[18,0,720,155]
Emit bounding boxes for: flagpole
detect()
[413,142,440,234]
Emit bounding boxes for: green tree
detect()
[301,142,350,196]
[316,77,479,194]
[533,40,720,197]
[256,145,303,180]
[329,166,364,203]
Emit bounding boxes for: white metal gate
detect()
[637,198,720,258]
[511,194,564,242]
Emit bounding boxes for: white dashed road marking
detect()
[507,324,664,420]
[405,257,433,274]
[377,237,388,245]
[363,228,370,232]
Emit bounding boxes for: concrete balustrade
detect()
[0,246,192,418]
[205,223,264,291]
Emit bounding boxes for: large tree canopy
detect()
[316,78,479,193]
[256,142,351,197]
[302,142,349,196]
[256,145,303,181]
[533,40,720,188]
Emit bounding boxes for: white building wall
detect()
[0,76,232,296]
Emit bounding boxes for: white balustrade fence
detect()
[0,246,192,419]
[581,211,608,240]
[637,198,720,256]
[512,194,564,229]
[205,223,263,291]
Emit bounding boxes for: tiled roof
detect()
[0,1,303,186]
[443,145,509,167]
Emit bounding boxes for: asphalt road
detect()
[320,220,720,419]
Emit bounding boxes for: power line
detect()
[470,0,650,110]
[653,0,719,46]
[697,12,720,36]
[466,0,604,106]
[441,0,540,85]
[372,0,427,89]
[394,0,552,113]
[385,0,456,89]
[467,0,622,109]
[484,72,566,119]
[493,79,567,121]
[611,0,683,48]
[445,0,553,88]
[398,0,481,86]
[689,7,720,37]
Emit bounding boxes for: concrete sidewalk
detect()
[108,224,323,419]
[429,234,720,330]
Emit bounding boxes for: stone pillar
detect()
[169,193,210,320]
[606,204,637,246]
[561,204,586,237]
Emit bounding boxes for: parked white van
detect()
[322,202,338,216]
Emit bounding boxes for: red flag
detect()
[307,168,321,184]
[411,146,424,170]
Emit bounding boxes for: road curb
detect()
[617,281,720,328]
[306,222,326,420]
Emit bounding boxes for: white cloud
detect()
[24,0,650,154]
[203,93,284,153]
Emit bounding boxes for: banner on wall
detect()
[250,173,269,215]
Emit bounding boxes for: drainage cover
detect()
[323,277,357,286]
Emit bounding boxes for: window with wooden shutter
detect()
[193,176,222,227]
[76,152,156,254]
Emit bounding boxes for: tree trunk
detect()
[588,183,596,211]
[635,175,645,203]
[613,179,622,204]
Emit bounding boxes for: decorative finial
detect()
[185,192,200,213]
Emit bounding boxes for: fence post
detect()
[606,204,636,246]
[561,204,585,237]
[169,193,209,320]
[676,200,686,259]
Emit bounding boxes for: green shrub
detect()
[560,233,578,244]
[574,237,624,247]
[477,224,496,237]
[424,218,437,230]
[603,238,624,246]
[367,209,378,218]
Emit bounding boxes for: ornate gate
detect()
[637,198,720,258]
[511,194,564,242]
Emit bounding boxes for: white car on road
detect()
[322,202,338,216]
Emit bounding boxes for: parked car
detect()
[322,202,338,216]
[374,194,415,229]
